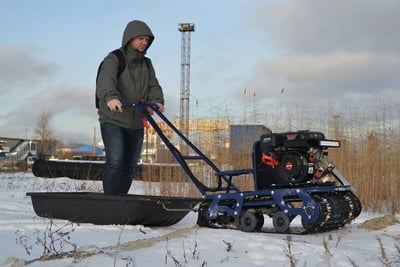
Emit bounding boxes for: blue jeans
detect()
[100,123,144,195]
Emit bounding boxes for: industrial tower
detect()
[178,23,195,136]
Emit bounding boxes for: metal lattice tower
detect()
[178,23,195,136]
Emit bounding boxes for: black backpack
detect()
[95,49,126,109]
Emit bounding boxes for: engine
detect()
[258,130,340,187]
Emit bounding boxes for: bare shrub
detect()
[283,235,298,267]
[15,218,77,258]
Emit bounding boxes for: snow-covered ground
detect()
[1,172,399,267]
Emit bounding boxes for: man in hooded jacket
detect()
[96,20,165,195]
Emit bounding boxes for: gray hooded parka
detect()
[96,20,164,129]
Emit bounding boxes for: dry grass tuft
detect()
[359,214,399,230]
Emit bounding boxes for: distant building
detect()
[0,137,40,162]
[229,125,271,154]
[73,145,104,155]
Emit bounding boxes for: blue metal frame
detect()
[132,102,252,195]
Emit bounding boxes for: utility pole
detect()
[92,127,96,155]
[178,23,195,138]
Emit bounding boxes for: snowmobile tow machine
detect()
[27,102,361,233]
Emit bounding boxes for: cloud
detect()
[0,82,96,140]
[0,45,58,92]
[248,51,400,97]
[245,0,400,53]
[238,0,400,115]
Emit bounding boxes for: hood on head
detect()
[122,20,154,50]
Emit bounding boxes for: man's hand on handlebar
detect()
[146,103,165,114]
[107,99,123,112]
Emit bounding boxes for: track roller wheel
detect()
[301,219,317,233]
[216,213,231,226]
[239,210,258,232]
[273,211,290,233]
[255,212,265,230]
[196,202,212,227]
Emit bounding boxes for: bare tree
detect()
[34,111,57,158]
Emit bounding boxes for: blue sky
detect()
[1,0,399,144]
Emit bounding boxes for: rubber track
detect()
[304,191,362,233]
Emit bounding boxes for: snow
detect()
[1,172,399,267]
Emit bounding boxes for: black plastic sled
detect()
[27,192,201,226]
